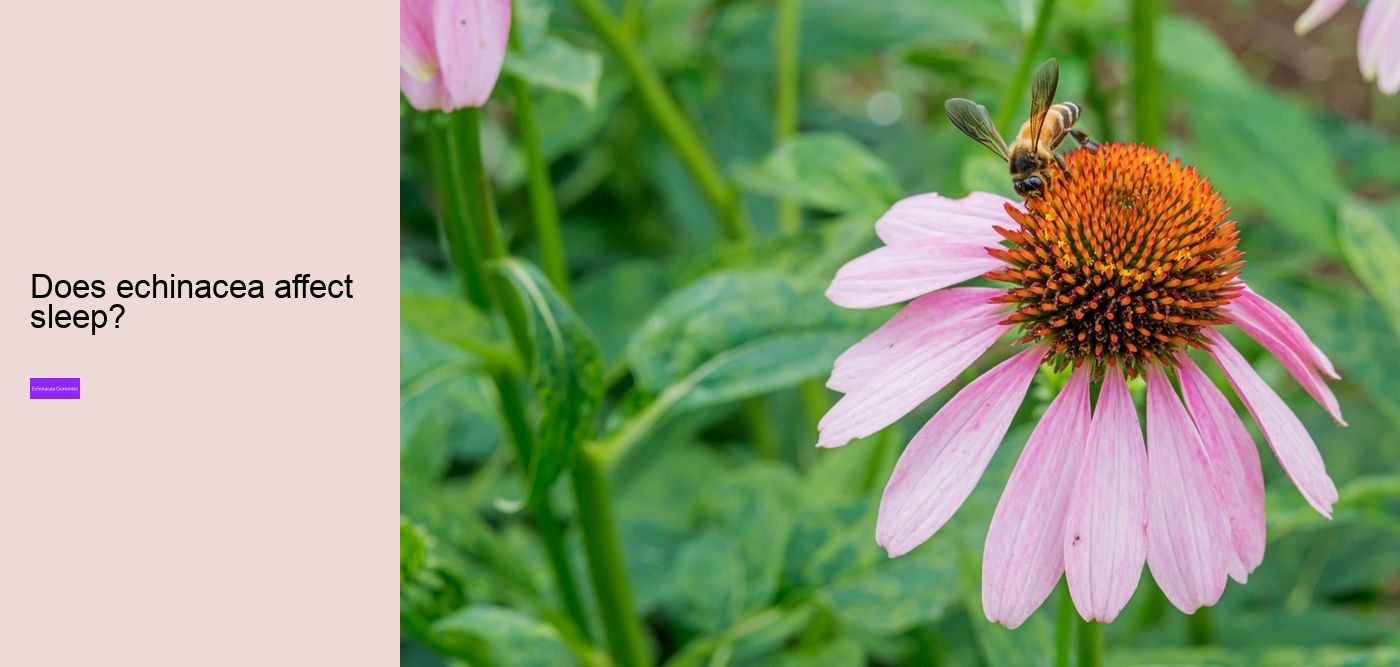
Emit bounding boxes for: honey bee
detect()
[945,58,1099,199]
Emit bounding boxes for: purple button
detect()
[31,378,80,399]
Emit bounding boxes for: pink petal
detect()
[1232,288,1338,380]
[1144,366,1232,614]
[874,192,1014,246]
[1379,0,1400,94]
[434,0,511,110]
[876,347,1044,557]
[983,368,1092,628]
[817,313,1009,447]
[1294,0,1348,34]
[401,68,445,111]
[1206,330,1338,518]
[401,0,438,80]
[1064,366,1147,623]
[826,240,1003,309]
[828,287,1004,393]
[1358,0,1399,81]
[1227,295,1345,425]
[1177,354,1266,582]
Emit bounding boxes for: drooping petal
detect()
[1206,330,1338,518]
[1064,366,1147,623]
[1379,0,1400,95]
[1231,288,1337,379]
[1294,0,1348,34]
[401,68,445,111]
[1227,295,1345,425]
[828,287,1004,393]
[434,0,512,110]
[817,312,1009,447]
[826,240,1003,309]
[401,0,438,80]
[1358,0,1400,82]
[874,192,1014,246]
[983,368,1091,629]
[1144,366,1232,614]
[876,347,1044,557]
[1177,354,1266,581]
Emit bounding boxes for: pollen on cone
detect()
[984,142,1245,378]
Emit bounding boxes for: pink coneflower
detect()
[400,0,511,110]
[1296,0,1400,95]
[818,143,1344,627]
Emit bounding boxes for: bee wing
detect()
[945,98,1010,161]
[1028,58,1059,153]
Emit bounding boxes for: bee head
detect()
[1014,175,1045,198]
[1011,152,1039,174]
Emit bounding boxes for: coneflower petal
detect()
[1145,366,1232,613]
[817,314,1008,447]
[1358,0,1398,81]
[1232,288,1338,379]
[400,68,445,112]
[1206,330,1338,518]
[1064,366,1147,623]
[401,0,438,80]
[1294,0,1348,35]
[874,192,1015,246]
[828,287,1004,393]
[434,0,512,109]
[1227,293,1345,425]
[876,347,1043,557]
[1177,355,1266,581]
[826,241,1004,309]
[1379,1,1400,94]
[983,368,1092,629]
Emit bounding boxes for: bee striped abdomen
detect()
[1048,102,1080,133]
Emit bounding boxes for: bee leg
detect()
[1055,153,1071,175]
[1069,128,1100,151]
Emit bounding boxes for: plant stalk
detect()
[572,448,652,667]
[460,103,651,666]
[1054,585,1073,667]
[570,0,750,242]
[774,0,801,234]
[1131,0,1161,145]
[1078,617,1102,667]
[508,65,569,295]
[994,0,1061,131]
[437,107,593,642]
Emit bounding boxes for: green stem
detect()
[1187,606,1215,646]
[994,0,1060,131]
[742,398,780,461]
[773,0,801,234]
[469,99,652,666]
[509,76,571,299]
[1131,0,1161,145]
[424,114,490,308]
[494,375,593,638]
[1078,618,1102,667]
[438,107,592,642]
[572,448,652,667]
[571,0,750,242]
[1054,585,1073,667]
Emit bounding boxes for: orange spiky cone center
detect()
[984,143,1244,378]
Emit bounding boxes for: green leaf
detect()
[506,36,603,109]
[494,258,605,507]
[766,638,866,667]
[693,462,804,613]
[1175,80,1343,256]
[817,547,960,635]
[735,134,902,217]
[1338,201,1400,341]
[628,270,879,393]
[432,606,577,667]
[400,293,518,371]
[668,531,748,634]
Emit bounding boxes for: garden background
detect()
[400,0,1400,664]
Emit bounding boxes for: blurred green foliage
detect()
[402,0,1400,664]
